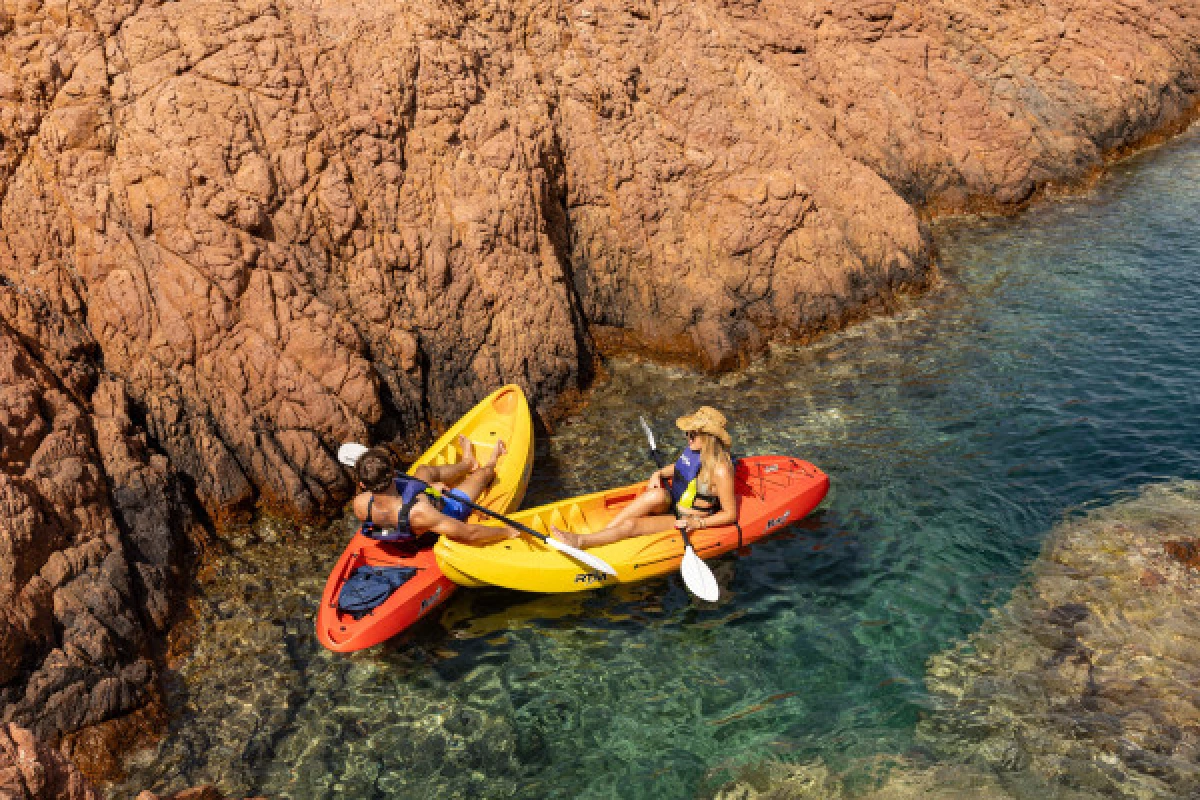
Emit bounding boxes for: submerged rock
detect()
[714,754,1095,799]
[921,481,1200,797]
[718,482,1200,799]
[0,723,258,800]
[114,518,526,799]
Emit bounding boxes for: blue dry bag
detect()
[337,565,419,619]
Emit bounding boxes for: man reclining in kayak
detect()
[351,436,518,545]
[552,406,739,549]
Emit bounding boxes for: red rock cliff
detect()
[0,0,1198,775]
[2,0,1198,517]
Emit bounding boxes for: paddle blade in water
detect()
[338,442,369,467]
[546,538,619,576]
[680,546,720,602]
[639,416,657,451]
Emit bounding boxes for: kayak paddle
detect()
[638,417,720,602]
[337,441,617,576]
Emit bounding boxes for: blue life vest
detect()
[361,475,443,543]
[670,447,720,513]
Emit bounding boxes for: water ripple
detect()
[114,127,1200,798]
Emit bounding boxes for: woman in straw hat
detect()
[551,406,738,549]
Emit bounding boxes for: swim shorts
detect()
[438,488,473,522]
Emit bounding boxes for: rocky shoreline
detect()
[2,0,1200,795]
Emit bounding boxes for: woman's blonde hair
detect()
[695,432,733,488]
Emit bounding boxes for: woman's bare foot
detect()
[457,434,478,472]
[549,525,585,549]
[482,439,506,470]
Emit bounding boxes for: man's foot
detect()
[482,439,506,470]
[549,525,585,549]
[457,434,479,472]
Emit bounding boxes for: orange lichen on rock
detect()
[1164,538,1200,570]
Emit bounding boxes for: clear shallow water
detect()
[116,124,1200,799]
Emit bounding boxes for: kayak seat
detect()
[604,491,639,508]
[433,439,497,468]
[567,504,590,535]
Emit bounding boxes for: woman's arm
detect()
[428,514,519,545]
[648,463,675,489]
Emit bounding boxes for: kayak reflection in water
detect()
[351,436,519,545]
[551,406,740,549]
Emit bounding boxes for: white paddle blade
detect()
[546,538,618,576]
[680,547,720,602]
[337,442,369,467]
[639,416,657,451]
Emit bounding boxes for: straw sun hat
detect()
[675,406,732,447]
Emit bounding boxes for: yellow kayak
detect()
[317,384,533,651]
[435,456,829,593]
[421,384,534,519]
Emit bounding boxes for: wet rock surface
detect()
[0,724,98,800]
[0,292,197,753]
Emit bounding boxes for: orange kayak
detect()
[316,385,533,652]
[435,456,828,593]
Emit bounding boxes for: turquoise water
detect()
[117,124,1200,799]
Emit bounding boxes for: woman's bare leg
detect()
[548,489,672,549]
[551,513,678,549]
[414,434,477,485]
[452,440,507,503]
[602,487,672,531]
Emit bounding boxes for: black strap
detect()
[364,489,424,538]
[736,520,744,548]
[399,490,424,521]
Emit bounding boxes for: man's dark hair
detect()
[355,448,397,493]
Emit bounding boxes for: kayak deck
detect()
[435,456,828,593]
[318,537,450,651]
